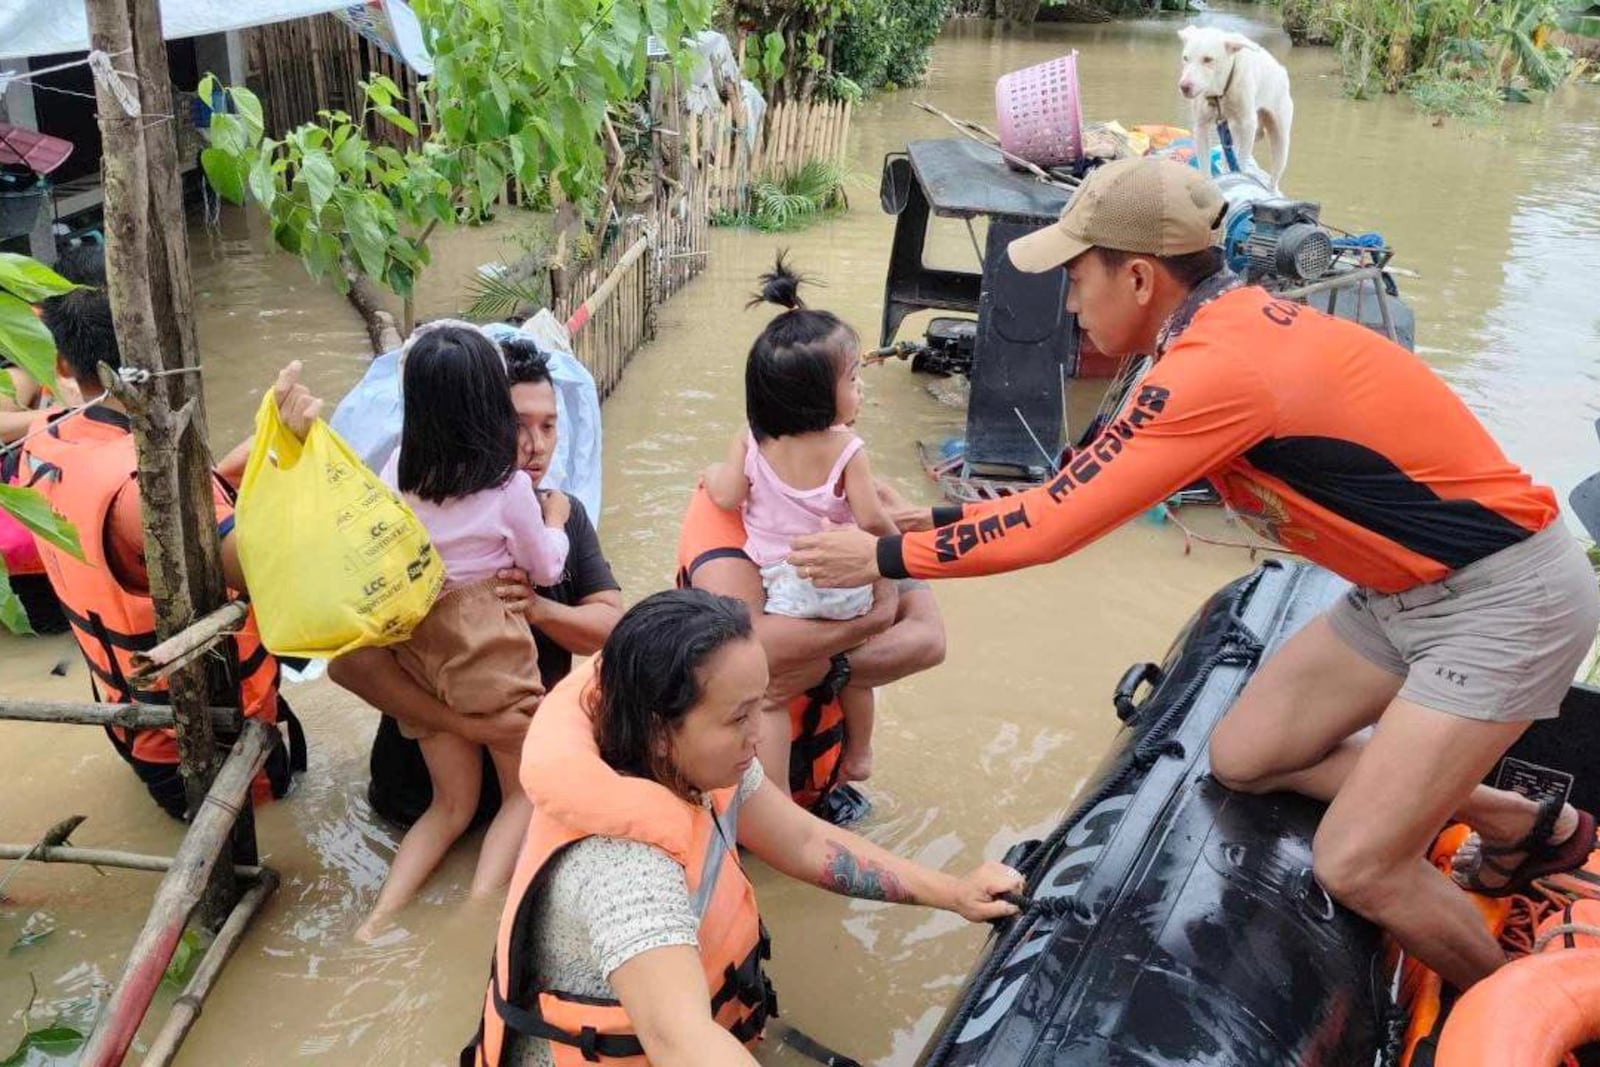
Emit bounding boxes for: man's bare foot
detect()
[840,747,873,783]
[1452,801,1582,893]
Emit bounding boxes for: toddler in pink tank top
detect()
[704,256,898,785]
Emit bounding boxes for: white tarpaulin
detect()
[0,1,425,64]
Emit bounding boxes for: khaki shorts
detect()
[392,579,544,739]
[1327,522,1599,722]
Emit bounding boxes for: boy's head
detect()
[40,246,118,393]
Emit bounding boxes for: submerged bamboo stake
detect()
[141,868,279,1067]
[127,601,249,684]
[78,720,274,1067]
[0,842,263,880]
[0,700,238,733]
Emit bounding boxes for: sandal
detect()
[1455,796,1598,899]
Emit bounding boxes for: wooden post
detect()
[87,0,244,930]
[78,721,275,1067]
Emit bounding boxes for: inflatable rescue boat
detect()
[916,558,1600,1066]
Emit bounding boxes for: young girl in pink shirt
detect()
[359,322,568,939]
[705,258,897,784]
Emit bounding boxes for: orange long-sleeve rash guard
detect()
[881,286,1557,594]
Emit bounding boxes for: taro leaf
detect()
[162,928,207,989]
[8,911,56,955]
[0,485,81,559]
[0,1025,85,1066]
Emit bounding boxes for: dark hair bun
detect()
[748,251,811,311]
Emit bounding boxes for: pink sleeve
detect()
[502,471,569,586]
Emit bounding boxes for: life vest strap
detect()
[489,967,646,1061]
[789,685,845,798]
[59,600,157,653]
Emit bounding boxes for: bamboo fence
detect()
[693,98,854,217]
[243,14,423,149]
[550,164,710,400]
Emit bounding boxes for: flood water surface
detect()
[4,6,1599,1064]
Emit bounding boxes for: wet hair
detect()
[1093,245,1225,290]
[591,589,754,799]
[396,325,520,503]
[40,246,119,385]
[501,336,553,388]
[744,253,858,442]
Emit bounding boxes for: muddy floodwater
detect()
[5,5,1600,1063]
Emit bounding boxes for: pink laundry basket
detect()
[994,52,1084,170]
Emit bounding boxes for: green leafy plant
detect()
[1408,68,1506,118]
[2,978,85,1067]
[716,159,850,231]
[161,928,207,989]
[199,0,713,331]
[1306,0,1575,104]
[0,254,83,635]
[833,0,951,95]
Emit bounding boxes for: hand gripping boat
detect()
[917,557,1600,1066]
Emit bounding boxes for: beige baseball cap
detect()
[1008,157,1227,273]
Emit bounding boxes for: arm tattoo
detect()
[816,841,911,903]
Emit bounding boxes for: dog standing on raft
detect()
[1178,25,1294,185]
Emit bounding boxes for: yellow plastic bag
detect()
[235,391,443,658]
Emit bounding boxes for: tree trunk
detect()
[86,0,241,929]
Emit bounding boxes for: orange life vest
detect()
[19,407,297,807]
[465,659,774,1067]
[674,485,845,811]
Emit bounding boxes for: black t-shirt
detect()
[366,496,619,827]
[527,496,619,686]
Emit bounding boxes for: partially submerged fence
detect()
[552,138,712,399]
[693,98,855,217]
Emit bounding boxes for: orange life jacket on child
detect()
[464,659,774,1066]
[19,407,300,809]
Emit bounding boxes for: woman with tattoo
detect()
[465,589,1022,1067]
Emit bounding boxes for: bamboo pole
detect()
[141,868,279,1067]
[128,601,249,684]
[0,700,238,732]
[78,720,274,1067]
[0,843,263,881]
[564,234,652,334]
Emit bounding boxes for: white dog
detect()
[1178,25,1294,186]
